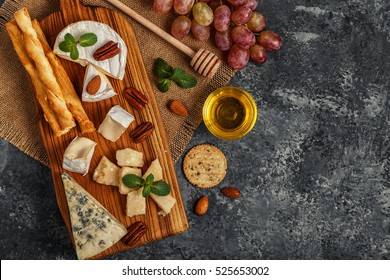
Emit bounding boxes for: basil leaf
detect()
[59,39,74,52]
[145,174,154,186]
[69,46,79,60]
[64,33,76,44]
[154,58,174,78]
[174,73,197,89]
[151,181,170,196]
[142,186,151,198]
[171,68,186,83]
[79,33,98,47]
[157,78,171,93]
[122,174,144,189]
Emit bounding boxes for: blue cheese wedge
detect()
[63,136,97,175]
[61,173,127,260]
[82,64,116,102]
[126,187,146,217]
[93,156,120,186]
[98,105,134,142]
[53,21,127,80]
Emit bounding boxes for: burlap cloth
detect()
[0,0,235,166]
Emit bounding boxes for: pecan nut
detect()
[124,87,148,110]
[131,122,154,143]
[122,221,147,247]
[93,41,120,61]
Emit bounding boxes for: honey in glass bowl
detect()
[203,86,257,140]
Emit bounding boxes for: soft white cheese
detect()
[82,64,116,102]
[61,173,127,260]
[53,21,127,80]
[98,105,134,142]
[63,136,97,175]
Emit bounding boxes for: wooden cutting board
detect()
[37,0,188,259]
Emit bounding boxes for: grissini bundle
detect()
[5,21,69,137]
[32,19,95,134]
[13,7,76,131]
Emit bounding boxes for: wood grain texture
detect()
[37,0,188,259]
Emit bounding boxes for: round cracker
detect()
[183,144,227,188]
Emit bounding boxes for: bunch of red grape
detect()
[153,0,282,70]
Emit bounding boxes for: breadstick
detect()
[32,19,96,134]
[14,7,76,131]
[5,21,70,137]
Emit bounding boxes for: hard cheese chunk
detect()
[116,148,144,167]
[63,136,97,176]
[142,159,163,181]
[53,21,127,80]
[98,105,134,142]
[93,156,120,186]
[150,193,176,217]
[61,173,127,260]
[82,64,116,102]
[126,187,146,217]
[118,167,142,195]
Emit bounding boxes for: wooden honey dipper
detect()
[104,0,221,78]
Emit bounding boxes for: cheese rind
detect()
[53,21,127,80]
[126,187,146,217]
[82,64,116,102]
[61,173,127,260]
[93,156,120,186]
[142,159,163,181]
[116,148,144,167]
[98,105,134,142]
[118,167,142,195]
[63,136,97,176]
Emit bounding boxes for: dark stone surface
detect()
[1,0,389,260]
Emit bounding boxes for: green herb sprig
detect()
[59,33,98,60]
[154,58,197,92]
[122,173,170,198]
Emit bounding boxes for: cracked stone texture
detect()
[1,0,389,259]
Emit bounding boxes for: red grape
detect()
[257,30,282,51]
[214,29,234,51]
[241,0,258,10]
[231,25,256,49]
[153,0,173,14]
[227,0,248,6]
[231,6,252,25]
[173,0,194,15]
[213,5,231,32]
[250,44,267,64]
[247,12,266,32]
[171,16,192,39]
[228,44,250,69]
[191,19,211,41]
[209,0,222,11]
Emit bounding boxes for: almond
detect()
[168,100,189,116]
[86,75,101,95]
[221,187,240,199]
[195,196,209,216]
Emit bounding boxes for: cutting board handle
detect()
[59,0,89,22]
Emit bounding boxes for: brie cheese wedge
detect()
[98,105,134,142]
[53,21,127,80]
[61,173,127,260]
[63,136,97,175]
[82,64,116,102]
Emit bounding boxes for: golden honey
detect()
[203,86,257,140]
